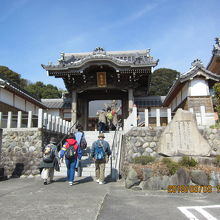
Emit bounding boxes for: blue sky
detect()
[0,0,219,90]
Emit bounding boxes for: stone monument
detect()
[158,109,211,156]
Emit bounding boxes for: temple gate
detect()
[42,47,158,130]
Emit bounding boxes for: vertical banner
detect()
[97,72,107,88]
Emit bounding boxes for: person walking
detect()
[96,109,107,133]
[106,107,113,131]
[59,133,82,186]
[40,137,59,185]
[91,133,111,184]
[75,124,87,176]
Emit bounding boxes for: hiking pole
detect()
[57,120,78,148]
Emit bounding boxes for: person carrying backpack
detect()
[74,124,87,177]
[59,133,82,186]
[91,133,111,184]
[106,107,113,131]
[40,137,59,185]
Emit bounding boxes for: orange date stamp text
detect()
[167,185,218,193]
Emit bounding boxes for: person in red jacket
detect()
[60,133,82,186]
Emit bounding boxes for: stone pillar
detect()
[128,89,134,113]
[7,112,12,129]
[71,90,77,124]
[167,108,171,123]
[17,111,22,128]
[156,109,160,127]
[0,112,2,128]
[200,106,206,126]
[145,109,149,127]
[28,111,33,128]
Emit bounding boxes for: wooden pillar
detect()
[128,89,134,113]
[83,99,88,130]
[71,90,77,125]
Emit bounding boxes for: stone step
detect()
[54,131,119,178]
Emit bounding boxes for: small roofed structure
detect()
[207,38,220,74]
[163,59,220,125]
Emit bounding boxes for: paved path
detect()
[0,177,220,220]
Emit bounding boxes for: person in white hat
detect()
[91,133,111,184]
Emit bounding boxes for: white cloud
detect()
[99,2,159,32]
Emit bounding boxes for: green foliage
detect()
[213,83,220,115]
[148,68,180,96]
[0,65,28,87]
[179,156,198,167]
[162,158,180,175]
[132,156,155,165]
[210,123,220,129]
[0,65,63,98]
[25,82,62,99]
[213,155,220,167]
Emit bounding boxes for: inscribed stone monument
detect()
[158,109,210,156]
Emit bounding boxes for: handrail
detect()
[110,121,123,180]
[111,120,121,160]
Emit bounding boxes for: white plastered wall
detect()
[189,78,209,96]
[0,89,13,106]
[14,95,25,111]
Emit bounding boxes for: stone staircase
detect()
[54,131,117,179]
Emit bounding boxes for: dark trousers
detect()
[98,122,105,133]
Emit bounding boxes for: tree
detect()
[0,65,28,87]
[148,68,180,96]
[25,82,62,99]
[0,65,63,99]
[213,83,220,115]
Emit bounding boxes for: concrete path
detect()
[0,177,220,220]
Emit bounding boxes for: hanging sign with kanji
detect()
[97,72,107,87]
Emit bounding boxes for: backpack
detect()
[65,144,77,160]
[43,145,55,163]
[80,133,87,150]
[106,112,113,120]
[95,143,105,160]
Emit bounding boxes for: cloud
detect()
[128,3,158,22]
[99,2,159,32]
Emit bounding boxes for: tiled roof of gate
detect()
[41,99,63,108]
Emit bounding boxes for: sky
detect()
[0,0,219,90]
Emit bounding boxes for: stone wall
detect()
[0,128,65,178]
[125,166,220,190]
[120,127,164,177]
[199,128,220,155]
[120,126,220,178]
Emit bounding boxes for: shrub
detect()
[179,156,198,167]
[132,156,155,165]
[162,158,180,175]
[213,155,220,167]
[210,123,220,129]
